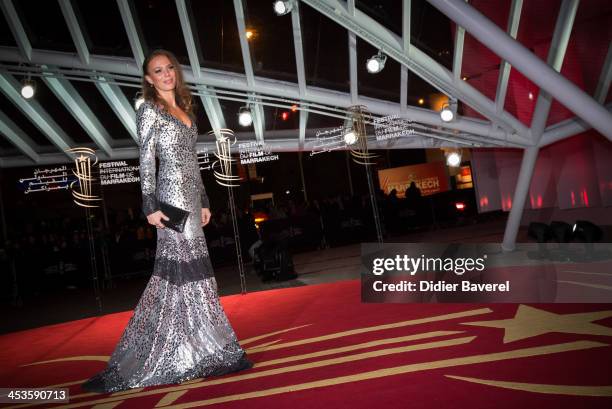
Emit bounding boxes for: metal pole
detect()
[365,163,384,244]
[345,150,354,196]
[227,185,247,294]
[502,146,539,251]
[85,207,103,312]
[298,151,308,202]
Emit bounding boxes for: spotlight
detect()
[134,96,145,110]
[528,222,551,243]
[366,51,387,74]
[440,105,454,122]
[21,79,35,99]
[572,220,603,243]
[418,98,424,105]
[440,99,457,122]
[246,30,254,40]
[344,129,357,145]
[238,106,253,127]
[550,221,573,243]
[273,0,293,15]
[446,151,461,167]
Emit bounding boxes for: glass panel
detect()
[358,38,401,103]
[244,0,297,83]
[190,0,245,74]
[411,0,454,70]
[14,0,76,52]
[546,0,612,126]
[133,0,189,64]
[71,80,132,142]
[406,70,442,110]
[501,0,563,126]
[306,111,343,133]
[0,88,51,148]
[263,106,299,131]
[459,32,501,121]
[301,3,349,93]
[34,80,90,144]
[0,134,14,150]
[75,0,132,58]
[219,98,247,133]
[118,85,141,111]
[0,12,16,47]
[356,0,403,37]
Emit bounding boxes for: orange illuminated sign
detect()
[378,162,450,197]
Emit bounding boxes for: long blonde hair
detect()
[141,49,193,115]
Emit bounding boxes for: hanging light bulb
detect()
[21,79,35,99]
[238,106,253,127]
[366,51,387,74]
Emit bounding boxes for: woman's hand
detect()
[201,208,211,227]
[147,210,169,229]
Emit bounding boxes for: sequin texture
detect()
[82,101,252,393]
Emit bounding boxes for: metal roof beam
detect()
[495,0,522,115]
[594,42,612,104]
[175,0,226,138]
[298,109,308,150]
[116,0,145,69]
[0,73,74,158]
[301,0,529,137]
[0,0,31,61]
[0,110,40,162]
[540,102,612,146]
[400,0,410,112]
[95,76,138,142]
[41,66,114,156]
[531,0,579,145]
[58,0,90,65]
[291,1,307,96]
[0,47,528,144]
[175,0,201,79]
[198,86,226,138]
[0,128,509,168]
[452,15,465,80]
[233,0,264,142]
[503,0,580,251]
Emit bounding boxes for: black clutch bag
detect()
[159,201,189,233]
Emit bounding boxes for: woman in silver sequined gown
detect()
[82,50,252,393]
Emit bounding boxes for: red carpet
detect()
[1,279,612,408]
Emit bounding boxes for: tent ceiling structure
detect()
[1,0,608,168]
[0,0,611,250]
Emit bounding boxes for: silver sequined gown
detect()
[82,101,252,393]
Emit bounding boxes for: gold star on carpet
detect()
[462,305,612,343]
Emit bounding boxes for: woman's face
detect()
[145,54,176,92]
